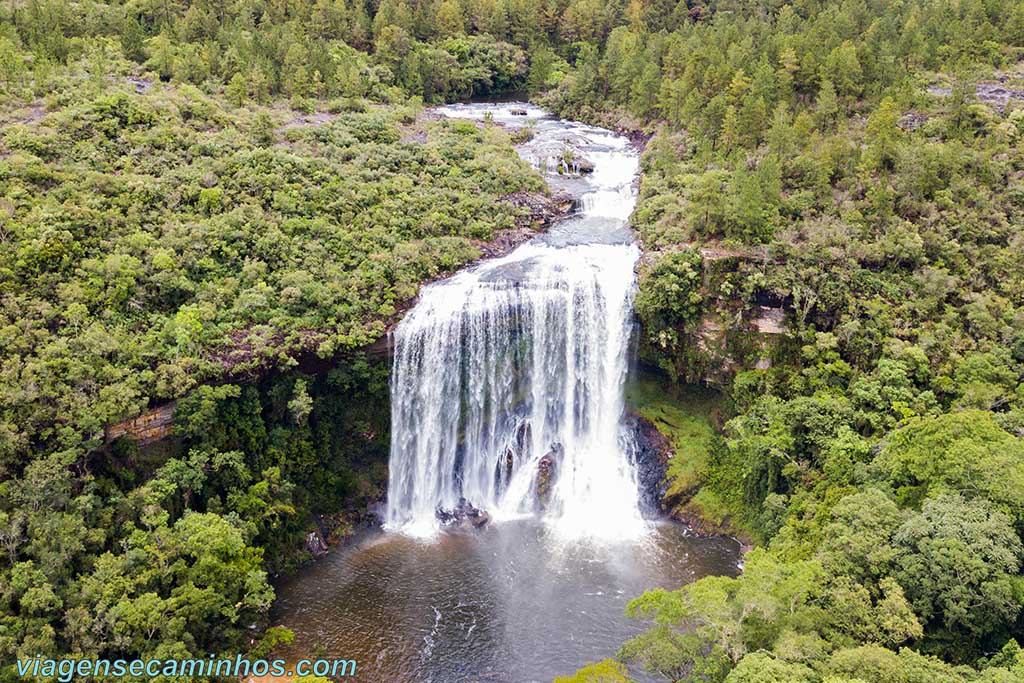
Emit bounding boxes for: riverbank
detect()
[625,370,756,544]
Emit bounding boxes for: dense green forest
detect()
[1,0,1024,681]
[0,0,552,676]
[548,0,1024,682]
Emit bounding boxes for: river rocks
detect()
[510,108,528,116]
[575,156,596,174]
[557,150,595,175]
[306,531,329,557]
[535,443,563,510]
[509,127,534,144]
[436,498,491,530]
[625,412,671,517]
[499,190,574,231]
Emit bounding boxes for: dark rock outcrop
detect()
[625,412,671,517]
[535,443,563,510]
[436,498,491,530]
[500,190,574,231]
[558,152,595,175]
[305,531,329,557]
[496,420,531,496]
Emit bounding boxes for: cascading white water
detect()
[386,104,646,540]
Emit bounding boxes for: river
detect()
[269,103,741,683]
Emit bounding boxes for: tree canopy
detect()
[0,0,1023,679]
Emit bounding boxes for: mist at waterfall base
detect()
[269,105,740,683]
[271,522,740,683]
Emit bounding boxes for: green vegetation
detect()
[1,0,1023,680]
[626,376,721,497]
[553,659,632,683]
[1,355,392,677]
[545,0,1024,681]
[1,84,538,469]
[626,374,747,537]
[0,74,541,682]
[634,250,704,353]
[0,0,560,675]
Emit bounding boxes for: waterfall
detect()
[386,105,646,540]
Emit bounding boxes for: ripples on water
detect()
[271,521,741,683]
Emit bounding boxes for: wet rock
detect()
[498,449,514,490]
[575,156,596,174]
[509,127,534,144]
[535,443,563,510]
[306,531,329,557]
[625,412,671,517]
[499,190,574,230]
[488,191,575,257]
[436,497,491,530]
[510,108,528,116]
[557,151,595,175]
[496,421,530,495]
[470,510,490,528]
[312,506,379,548]
[361,334,392,359]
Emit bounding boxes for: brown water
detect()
[270,520,741,683]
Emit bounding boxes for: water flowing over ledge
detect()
[385,103,647,541]
[270,107,741,683]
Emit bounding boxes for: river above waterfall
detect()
[269,104,742,682]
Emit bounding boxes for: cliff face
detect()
[690,305,791,386]
[625,411,671,517]
[105,402,176,444]
[637,247,795,389]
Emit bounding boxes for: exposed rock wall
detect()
[640,244,795,388]
[625,412,671,517]
[105,402,176,444]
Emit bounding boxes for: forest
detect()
[1,0,1023,681]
